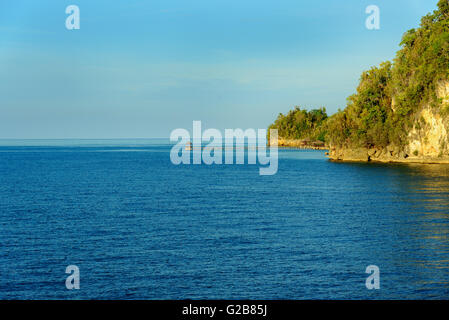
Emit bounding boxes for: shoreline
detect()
[278,145,328,151]
[275,138,327,150]
[327,147,449,164]
[328,157,449,165]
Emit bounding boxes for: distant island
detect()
[269,0,449,163]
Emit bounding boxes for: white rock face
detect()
[437,80,449,105]
[407,81,449,158]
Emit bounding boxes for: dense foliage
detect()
[268,107,328,141]
[326,62,395,148]
[270,0,449,148]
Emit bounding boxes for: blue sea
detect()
[0,139,448,299]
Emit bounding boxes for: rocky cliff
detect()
[329,81,449,163]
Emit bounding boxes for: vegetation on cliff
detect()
[269,0,449,150]
[326,61,395,148]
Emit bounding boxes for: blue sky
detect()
[0,0,439,138]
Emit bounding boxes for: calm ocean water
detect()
[0,139,448,299]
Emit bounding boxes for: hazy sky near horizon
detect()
[0,0,439,138]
